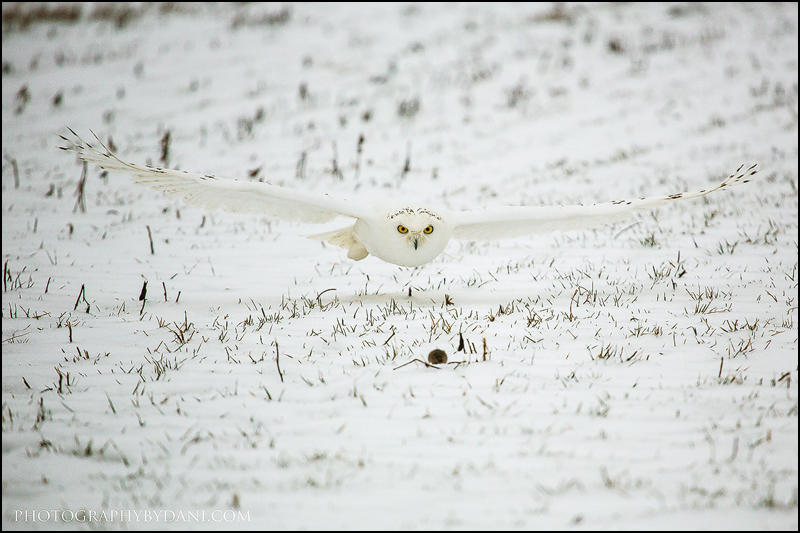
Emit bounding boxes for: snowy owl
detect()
[61,130,756,268]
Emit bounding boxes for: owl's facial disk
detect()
[396,223,435,249]
[354,206,451,267]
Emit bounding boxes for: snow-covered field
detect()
[2,3,797,530]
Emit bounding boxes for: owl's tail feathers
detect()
[307,225,369,261]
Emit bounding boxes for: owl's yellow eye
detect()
[423,225,434,234]
[397,225,409,234]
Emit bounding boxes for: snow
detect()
[2,2,797,530]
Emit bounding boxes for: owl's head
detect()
[358,206,452,267]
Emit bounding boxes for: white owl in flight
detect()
[61,130,756,268]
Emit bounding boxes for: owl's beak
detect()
[413,236,419,250]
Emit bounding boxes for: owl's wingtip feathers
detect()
[720,162,758,188]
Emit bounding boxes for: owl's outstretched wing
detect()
[451,164,757,241]
[60,129,368,224]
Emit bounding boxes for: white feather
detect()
[451,164,757,241]
[61,130,368,224]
